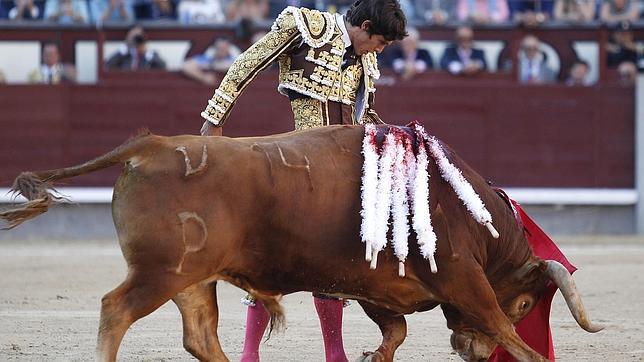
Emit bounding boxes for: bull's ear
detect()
[515,259,543,281]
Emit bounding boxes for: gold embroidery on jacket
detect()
[201,6,383,127]
[292,7,335,48]
[292,98,324,130]
[201,12,301,125]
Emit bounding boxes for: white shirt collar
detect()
[335,13,351,49]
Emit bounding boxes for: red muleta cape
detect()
[488,199,576,362]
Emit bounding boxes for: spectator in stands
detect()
[1,1,12,18]
[553,0,596,22]
[386,27,433,80]
[607,20,639,68]
[268,0,313,19]
[177,0,225,24]
[44,0,89,23]
[457,0,509,24]
[600,0,639,24]
[518,34,556,84]
[565,59,593,86]
[617,60,637,86]
[510,0,554,26]
[105,26,166,70]
[182,37,241,85]
[133,0,177,20]
[398,0,417,21]
[0,70,6,84]
[414,0,456,24]
[440,26,487,76]
[90,0,134,24]
[8,0,41,20]
[226,0,268,22]
[325,0,355,14]
[28,42,77,84]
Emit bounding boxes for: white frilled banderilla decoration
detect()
[360,123,499,277]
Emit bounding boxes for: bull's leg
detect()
[357,301,407,362]
[445,267,547,362]
[173,280,228,361]
[96,269,201,362]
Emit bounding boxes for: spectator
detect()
[28,42,77,84]
[553,0,596,22]
[518,34,556,84]
[414,0,457,24]
[8,0,41,20]
[0,69,6,84]
[226,0,268,22]
[617,60,637,86]
[133,0,178,20]
[268,0,314,18]
[386,28,433,80]
[607,20,639,67]
[324,0,354,14]
[182,37,241,85]
[90,0,134,24]
[44,0,89,23]
[398,0,416,20]
[105,26,166,70]
[1,1,12,18]
[565,59,593,86]
[177,0,225,24]
[440,26,487,76]
[600,0,639,24]
[457,0,509,24]
[510,0,554,26]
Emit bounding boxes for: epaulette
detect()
[272,6,336,49]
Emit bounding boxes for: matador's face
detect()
[352,20,392,55]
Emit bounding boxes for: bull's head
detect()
[445,260,603,361]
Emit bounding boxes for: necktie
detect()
[342,46,357,70]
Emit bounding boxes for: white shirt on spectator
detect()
[178,0,225,24]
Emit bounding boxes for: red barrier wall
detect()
[0,72,634,188]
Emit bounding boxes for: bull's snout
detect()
[450,332,495,362]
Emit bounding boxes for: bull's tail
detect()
[0,131,153,229]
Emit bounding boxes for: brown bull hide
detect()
[0,125,600,362]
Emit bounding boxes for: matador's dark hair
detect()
[346,0,407,41]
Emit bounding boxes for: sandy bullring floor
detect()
[1,239,643,361]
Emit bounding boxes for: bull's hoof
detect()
[356,351,385,362]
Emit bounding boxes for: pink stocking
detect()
[314,297,348,362]
[240,300,270,362]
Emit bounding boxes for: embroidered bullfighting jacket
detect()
[200,6,383,130]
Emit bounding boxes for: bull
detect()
[0,125,602,362]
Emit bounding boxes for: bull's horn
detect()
[545,260,604,333]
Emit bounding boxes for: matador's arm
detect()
[200,13,302,126]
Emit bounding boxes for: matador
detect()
[198,1,407,361]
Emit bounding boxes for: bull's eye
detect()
[520,300,530,311]
[509,294,536,321]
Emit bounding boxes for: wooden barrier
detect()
[0,71,634,188]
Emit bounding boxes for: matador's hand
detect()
[201,121,223,136]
